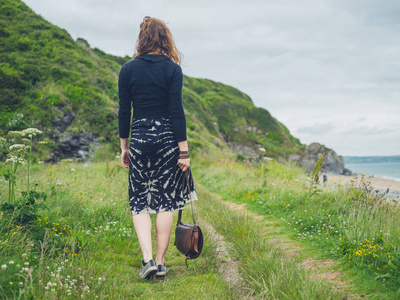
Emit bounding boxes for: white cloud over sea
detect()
[24,0,400,156]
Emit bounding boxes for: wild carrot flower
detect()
[21,128,42,137]
[5,156,25,165]
[9,144,25,151]
[8,131,23,137]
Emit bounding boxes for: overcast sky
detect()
[23,0,400,156]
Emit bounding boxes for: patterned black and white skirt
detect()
[128,117,198,215]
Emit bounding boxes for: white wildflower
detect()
[1,264,6,270]
[38,141,48,145]
[259,147,266,152]
[21,128,42,137]
[9,144,25,151]
[9,261,14,265]
[8,131,23,137]
[5,156,25,165]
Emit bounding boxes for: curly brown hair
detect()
[133,17,182,65]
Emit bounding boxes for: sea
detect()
[345,162,400,182]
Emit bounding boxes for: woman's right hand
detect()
[121,149,129,169]
[177,158,190,172]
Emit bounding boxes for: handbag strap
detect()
[177,169,196,225]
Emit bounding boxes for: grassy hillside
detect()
[0,0,302,161]
[0,0,126,143]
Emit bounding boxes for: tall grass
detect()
[0,160,232,299]
[194,185,344,299]
[192,156,400,298]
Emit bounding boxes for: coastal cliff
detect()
[288,143,352,175]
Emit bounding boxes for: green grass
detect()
[3,153,399,298]
[0,161,232,299]
[193,157,400,299]
[194,183,344,299]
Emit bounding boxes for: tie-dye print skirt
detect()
[128,117,198,215]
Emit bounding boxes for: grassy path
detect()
[192,157,400,299]
[194,183,346,299]
[0,161,234,299]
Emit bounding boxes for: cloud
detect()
[296,123,336,135]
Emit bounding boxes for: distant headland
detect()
[344,156,400,164]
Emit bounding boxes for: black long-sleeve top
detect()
[118,53,187,142]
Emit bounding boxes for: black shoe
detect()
[155,264,168,278]
[139,259,157,279]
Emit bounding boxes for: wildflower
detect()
[1,264,6,270]
[38,141,48,144]
[5,156,25,165]
[9,261,14,264]
[8,131,23,137]
[259,147,266,152]
[9,144,25,151]
[21,128,42,137]
[19,282,23,286]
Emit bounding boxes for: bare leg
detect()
[132,213,153,263]
[155,211,174,266]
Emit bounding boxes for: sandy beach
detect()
[322,174,400,198]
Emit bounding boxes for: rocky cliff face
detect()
[288,143,352,175]
[44,103,98,163]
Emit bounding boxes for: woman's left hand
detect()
[121,149,129,169]
[177,158,190,172]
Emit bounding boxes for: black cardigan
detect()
[118,54,187,142]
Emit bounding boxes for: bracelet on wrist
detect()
[179,153,190,159]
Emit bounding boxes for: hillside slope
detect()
[0,0,302,161]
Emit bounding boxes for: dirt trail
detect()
[209,194,363,299]
[199,220,254,299]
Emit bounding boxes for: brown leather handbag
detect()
[174,169,203,267]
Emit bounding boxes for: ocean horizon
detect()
[345,162,400,182]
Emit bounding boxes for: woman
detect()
[118,16,198,280]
